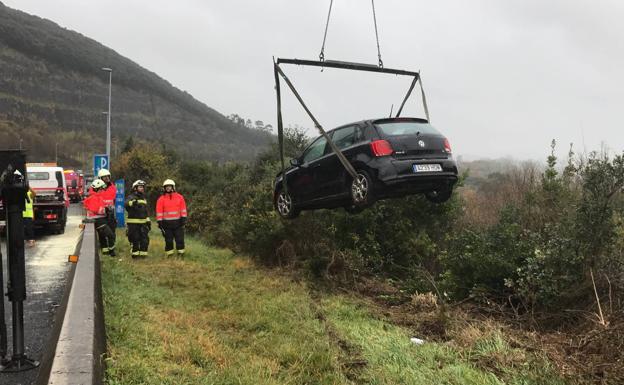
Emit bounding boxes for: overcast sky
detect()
[4,0,624,160]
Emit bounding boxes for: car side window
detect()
[302,136,328,163]
[331,125,360,150]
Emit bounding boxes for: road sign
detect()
[93,154,109,177]
[115,179,125,228]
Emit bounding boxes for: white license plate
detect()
[413,164,442,172]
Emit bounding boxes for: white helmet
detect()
[163,179,176,188]
[91,179,106,190]
[98,169,111,178]
[132,180,146,189]
[13,169,24,182]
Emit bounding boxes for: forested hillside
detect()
[0,2,272,165]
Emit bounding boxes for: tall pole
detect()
[102,67,112,159]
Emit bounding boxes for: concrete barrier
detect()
[47,223,105,385]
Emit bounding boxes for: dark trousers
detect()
[127,223,150,257]
[95,218,115,255]
[107,214,117,245]
[163,225,185,255]
[24,217,34,240]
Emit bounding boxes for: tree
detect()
[122,136,135,154]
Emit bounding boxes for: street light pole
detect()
[101,67,112,159]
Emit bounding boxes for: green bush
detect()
[113,135,624,322]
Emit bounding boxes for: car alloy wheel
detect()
[277,190,297,219]
[351,173,370,205]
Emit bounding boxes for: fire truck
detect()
[27,163,69,234]
[64,169,84,202]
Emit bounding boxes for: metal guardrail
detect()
[46,223,105,385]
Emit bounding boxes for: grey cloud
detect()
[3,0,624,160]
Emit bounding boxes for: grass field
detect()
[102,231,570,385]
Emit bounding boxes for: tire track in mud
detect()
[309,289,368,384]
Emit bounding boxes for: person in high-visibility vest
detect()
[93,169,117,247]
[14,169,36,247]
[125,180,150,259]
[156,179,187,257]
[84,179,116,256]
[23,186,35,247]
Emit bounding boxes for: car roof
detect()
[371,117,429,125]
[335,117,428,129]
[324,117,429,134]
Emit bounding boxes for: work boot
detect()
[109,249,116,257]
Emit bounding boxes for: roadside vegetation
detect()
[110,133,624,384]
[103,233,566,385]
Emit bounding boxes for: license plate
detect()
[413,164,442,172]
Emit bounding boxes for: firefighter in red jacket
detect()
[95,169,117,248]
[84,179,116,256]
[156,179,187,256]
[89,168,117,244]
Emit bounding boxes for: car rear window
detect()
[376,122,440,137]
[28,172,50,180]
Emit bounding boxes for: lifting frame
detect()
[273,58,430,197]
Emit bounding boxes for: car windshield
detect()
[28,172,50,180]
[376,121,440,136]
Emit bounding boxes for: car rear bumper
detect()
[374,157,458,194]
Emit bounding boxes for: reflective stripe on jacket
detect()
[156,192,187,221]
[23,191,34,219]
[83,192,107,219]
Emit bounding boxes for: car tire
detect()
[275,188,300,219]
[425,189,453,204]
[350,171,375,208]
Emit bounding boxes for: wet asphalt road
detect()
[0,204,82,385]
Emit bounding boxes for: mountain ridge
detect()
[0,3,271,166]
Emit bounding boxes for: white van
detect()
[27,164,69,234]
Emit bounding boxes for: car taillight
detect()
[45,214,57,220]
[443,138,452,153]
[370,140,393,157]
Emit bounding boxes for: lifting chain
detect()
[319,0,334,62]
[371,0,383,68]
[318,0,384,68]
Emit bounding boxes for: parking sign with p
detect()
[93,154,109,177]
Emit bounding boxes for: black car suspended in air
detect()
[273,117,458,219]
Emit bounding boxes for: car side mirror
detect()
[290,158,301,167]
